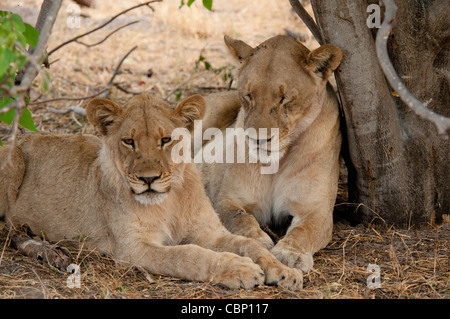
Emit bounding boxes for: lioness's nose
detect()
[139,175,160,186]
[248,135,274,145]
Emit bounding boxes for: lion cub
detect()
[0,92,302,290]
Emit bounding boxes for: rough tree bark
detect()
[309,0,449,227]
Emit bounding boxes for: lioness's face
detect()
[225,35,342,159]
[87,93,205,205]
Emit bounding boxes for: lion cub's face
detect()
[87,93,205,205]
[225,35,342,159]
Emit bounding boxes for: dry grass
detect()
[1,221,448,299]
[0,0,448,299]
[1,0,315,134]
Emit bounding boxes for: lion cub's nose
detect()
[139,175,160,186]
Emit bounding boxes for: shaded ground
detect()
[1,221,448,299]
[0,0,448,299]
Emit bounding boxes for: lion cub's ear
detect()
[174,95,206,132]
[224,35,254,61]
[86,98,123,135]
[305,44,342,80]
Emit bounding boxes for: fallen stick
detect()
[10,228,71,272]
[49,106,86,116]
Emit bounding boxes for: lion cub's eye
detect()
[161,137,172,146]
[279,94,287,104]
[122,138,135,148]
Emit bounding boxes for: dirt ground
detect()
[1,220,449,299]
[0,0,448,299]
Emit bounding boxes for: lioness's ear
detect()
[174,95,206,132]
[86,98,122,135]
[305,44,342,80]
[224,35,254,61]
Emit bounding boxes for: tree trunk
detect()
[310,0,449,228]
[15,0,58,85]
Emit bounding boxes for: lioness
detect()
[198,35,343,272]
[0,92,303,290]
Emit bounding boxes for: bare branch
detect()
[11,0,61,97]
[165,71,209,99]
[377,0,450,137]
[33,44,138,128]
[74,20,140,48]
[113,83,143,95]
[48,0,161,55]
[71,112,83,127]
[49,99,86,117]
[13,42,50,89]
[288,0,324,45]
[49,106,86,115]
[106,45,138,88]
[38,44,138,122]
[100,45,138,98]
[28,88,108,105]
[50,106,86,116]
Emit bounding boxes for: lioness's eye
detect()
[241,93,252,105]
[279,94,286,104]
[161,137,172,145]
[122,138,134,147]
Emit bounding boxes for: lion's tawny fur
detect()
[0,92,302,290]
[198,35,343,272]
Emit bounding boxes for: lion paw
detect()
[264,262,303,291]
[213,253,265,289]
[236,228,274,250]
[255,231,274,250]
[271,246,314,273]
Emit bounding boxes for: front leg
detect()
[271,204,334,273]
[193,225,303,291]
[210,164,274,249]
[217,199,274,250]
[116,243,264,289]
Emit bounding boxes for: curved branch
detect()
[74,20,140,48]
[99,45,138,98]
[48,0,161,55]
[376,0,450,137]
[28,88,108,106]
[288,0,324,45]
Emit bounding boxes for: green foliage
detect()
[0,11,40,138]
[195,54,235,84]
[179,0,213,11]
[202,0,213,11]
[194,54,210,71]
[0,104,38,131]
[174,90,183,102]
